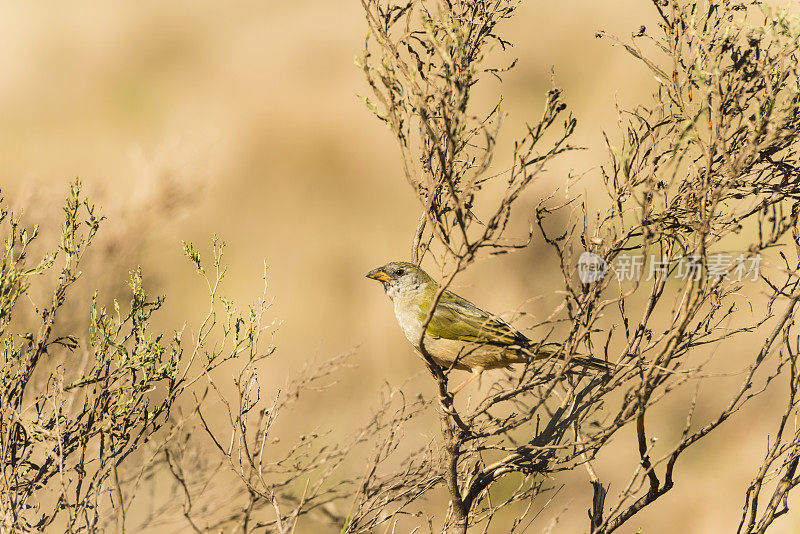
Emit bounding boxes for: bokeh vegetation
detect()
[2,0,800,532]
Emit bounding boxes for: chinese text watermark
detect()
[577,252,761,284]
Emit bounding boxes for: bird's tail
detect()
[568,354,613,372]
[521,344,612,373]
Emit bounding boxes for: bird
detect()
[366,261,611,392]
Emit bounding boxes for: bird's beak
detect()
[366,268,391,282]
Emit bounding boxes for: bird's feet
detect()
[450,370,481,395]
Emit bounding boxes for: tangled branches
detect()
[360,0,800,532]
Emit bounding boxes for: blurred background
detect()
[1,1,796,532]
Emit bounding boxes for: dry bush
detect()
[4,1,800,533]
[358,0,800,532]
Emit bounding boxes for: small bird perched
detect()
[366,261,610,392]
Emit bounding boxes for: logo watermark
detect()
[577,252,609,283]
[577,252,761,283]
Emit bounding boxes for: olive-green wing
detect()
[419,290,530,346]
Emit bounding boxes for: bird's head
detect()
[365,261,434,300]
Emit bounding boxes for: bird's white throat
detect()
[389,283,427,347]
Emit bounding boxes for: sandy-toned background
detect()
[2,1,797,532]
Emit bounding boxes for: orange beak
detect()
[366,268,391,282]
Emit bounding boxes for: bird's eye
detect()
[396,268,405,276]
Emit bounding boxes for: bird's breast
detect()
[393,299,425,347]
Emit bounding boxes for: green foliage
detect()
[0,182,272,532]
[0,181,183,530]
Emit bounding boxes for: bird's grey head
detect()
[365,261,433,300]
